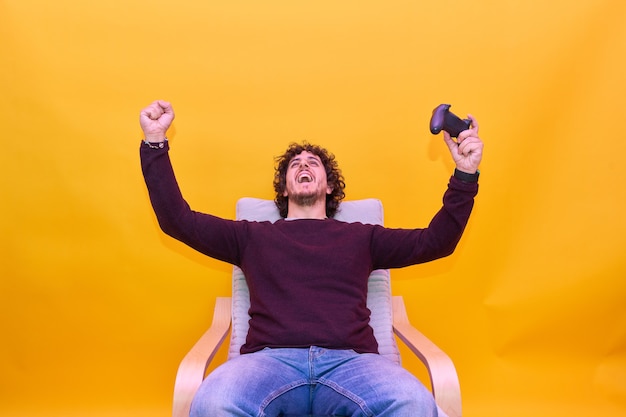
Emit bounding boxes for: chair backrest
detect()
[228,198,401,364]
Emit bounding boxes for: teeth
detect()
[297,173,312,183]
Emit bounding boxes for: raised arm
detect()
[138,101,243,265]
[370,115,484,269]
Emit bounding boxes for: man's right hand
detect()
[140,100,175,142]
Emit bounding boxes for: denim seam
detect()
[314,377,375,417]
[257,379,309,417]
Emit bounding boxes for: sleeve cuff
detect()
[454,168,480,183]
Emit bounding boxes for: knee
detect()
[188,382,229,417]
[189,371,244,417]
[390,378,437,417]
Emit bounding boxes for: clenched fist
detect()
[140,100,175,142]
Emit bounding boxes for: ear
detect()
[326,183,333,195]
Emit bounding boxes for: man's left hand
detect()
[443,114,483,174]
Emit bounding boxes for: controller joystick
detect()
[429,104,471,138]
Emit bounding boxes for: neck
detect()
[286,200,327,219]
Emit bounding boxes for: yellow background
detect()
[2,1,625,416]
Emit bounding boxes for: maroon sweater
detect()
[140,142,478,354]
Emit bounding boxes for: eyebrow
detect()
[289,156,322,164]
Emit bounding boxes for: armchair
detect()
[172,198,462,417]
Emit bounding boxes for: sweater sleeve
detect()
[139,141,244,265]
[370,176,478,269]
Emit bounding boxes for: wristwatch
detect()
[143,138,168,149]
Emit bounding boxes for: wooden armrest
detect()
[392,296,462,417]
[172,297,232,417]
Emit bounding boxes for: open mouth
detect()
[297,172,313,183]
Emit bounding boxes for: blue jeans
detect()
[189,346,438,417]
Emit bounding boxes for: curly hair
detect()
[274,142,346,218]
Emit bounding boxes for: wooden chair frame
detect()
[172,296,462,417]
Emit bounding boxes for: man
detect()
[139,100,483,417]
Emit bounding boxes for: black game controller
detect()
[429,104,471,138]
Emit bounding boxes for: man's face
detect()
[283,151,332,206]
